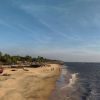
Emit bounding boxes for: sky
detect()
[0,0,100,62]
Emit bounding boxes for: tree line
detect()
[0,52,46,65]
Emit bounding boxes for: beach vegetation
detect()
[0,51,63,66]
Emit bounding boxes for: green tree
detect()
[2,54,11,64]
[36,56,45,64]
[25,56,33,62]
[11,56,18,64]
[0,51,2,60]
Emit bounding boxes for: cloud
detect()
[12,2,84,42]
[0,19,18,30]
[4,0,100,62]
[17,24,35,33]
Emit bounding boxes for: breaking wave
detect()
[49,65,79,100]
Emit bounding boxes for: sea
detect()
[50,62,100,100]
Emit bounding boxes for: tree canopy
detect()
[0,51,46,65]
[0,51,62,65]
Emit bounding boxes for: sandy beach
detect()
[0,64,61,100]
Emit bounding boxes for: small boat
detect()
[0,67,3,74]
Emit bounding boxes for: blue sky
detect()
[0,0,100,62]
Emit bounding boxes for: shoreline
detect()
[0,64,61,100]
[49,65,78,100]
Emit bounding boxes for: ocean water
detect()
[50,62,100,100]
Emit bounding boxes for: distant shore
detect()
[0,64,61,100]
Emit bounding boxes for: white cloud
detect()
[0,19,18,30]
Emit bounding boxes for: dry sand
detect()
[0,64,61,100]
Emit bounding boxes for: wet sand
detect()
[0,64,61,100]
[49,67,78,100]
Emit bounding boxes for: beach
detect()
[0,64,61,100]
